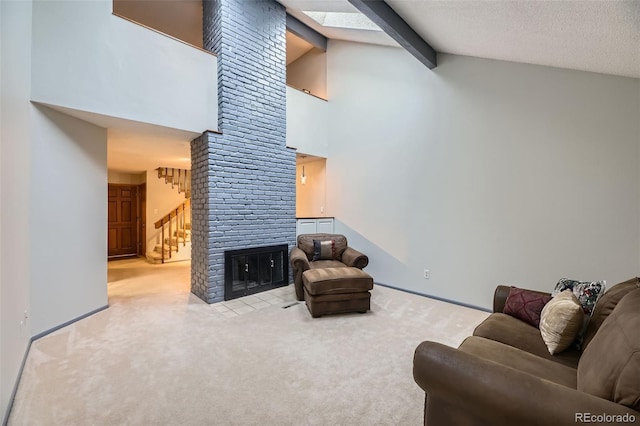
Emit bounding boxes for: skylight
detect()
[302,11,382,32]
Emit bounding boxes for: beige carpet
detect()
[9,259,489,426]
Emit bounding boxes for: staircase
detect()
[146,198,192,264]
[146,167,192,264]
[157,167,191,198]
[146,226,191,263]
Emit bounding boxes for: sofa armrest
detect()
[413,341,638,425]
[493,285,512,313]
[290,247,310,301]
[341,247,368,269]
[493,285,552,313]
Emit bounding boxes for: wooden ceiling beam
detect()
[348,0,437,69]
[286,13,328,52]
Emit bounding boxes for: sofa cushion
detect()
[309,260,346,269]
[503,286,552,328]
[459,336,577,389]
[473,313,581,368]
[302,267,373,296]
[578,288,640,411]
[582,277,640,350]
[298,234,348,261]
[539,290,584,355]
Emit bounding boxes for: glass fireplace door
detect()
[224,244,289,301]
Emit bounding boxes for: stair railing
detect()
[153,199,191,264]
[157,167,191,198]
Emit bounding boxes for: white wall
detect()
[327,41,640,309]
[31,0,217,134]
[0,0,3,417]
[286,87,329,158]
[30,105,108,335]
[0,0,2,414]
[1,1,33,420]
[287,48,327,99]
[146,170,190,251]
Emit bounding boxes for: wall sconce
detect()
[299,155,308,185]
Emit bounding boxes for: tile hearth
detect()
[211,285,297,318]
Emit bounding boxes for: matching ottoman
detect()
[302,267,374,317]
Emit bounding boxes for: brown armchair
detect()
[290,233,369,301]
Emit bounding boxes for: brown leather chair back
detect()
[297,233,348,261]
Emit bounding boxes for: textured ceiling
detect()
[280,0,640,78]
[388,0,640,78]
[107,127,192,172]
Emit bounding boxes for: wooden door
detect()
[108,185,138,257]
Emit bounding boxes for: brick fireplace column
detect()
[191,0,296,303]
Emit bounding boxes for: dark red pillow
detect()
[503,286,552,328]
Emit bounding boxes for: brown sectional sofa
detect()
[413,278,640,426]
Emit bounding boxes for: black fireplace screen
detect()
[224,244,288,301]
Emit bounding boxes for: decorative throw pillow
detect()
[552,278,606,316]
[503,286,552,328]
[552,278,606,348]
[539,290,584,355]
[312,239,336,261]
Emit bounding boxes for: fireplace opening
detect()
[224,244,289,301]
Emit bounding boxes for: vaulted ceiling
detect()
[279,0,640,78]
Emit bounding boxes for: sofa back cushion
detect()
[582,277,640,350]
[297,234,348,261]
[577,288,640,411]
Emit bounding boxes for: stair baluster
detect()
[161,218,165,264]
[174,207,179,254]
[168,214,172,259]
[182,206,186,247]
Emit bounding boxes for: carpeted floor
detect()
[8,258,489,426]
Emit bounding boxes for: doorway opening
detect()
[107,123,194,302]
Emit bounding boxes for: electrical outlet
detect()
[423,269,430,279]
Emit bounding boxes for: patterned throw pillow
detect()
[503,286,552,328]
[552,278,606,348]
[539,290,584,355]
[552,278,606,316]
[312,239,336,261]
